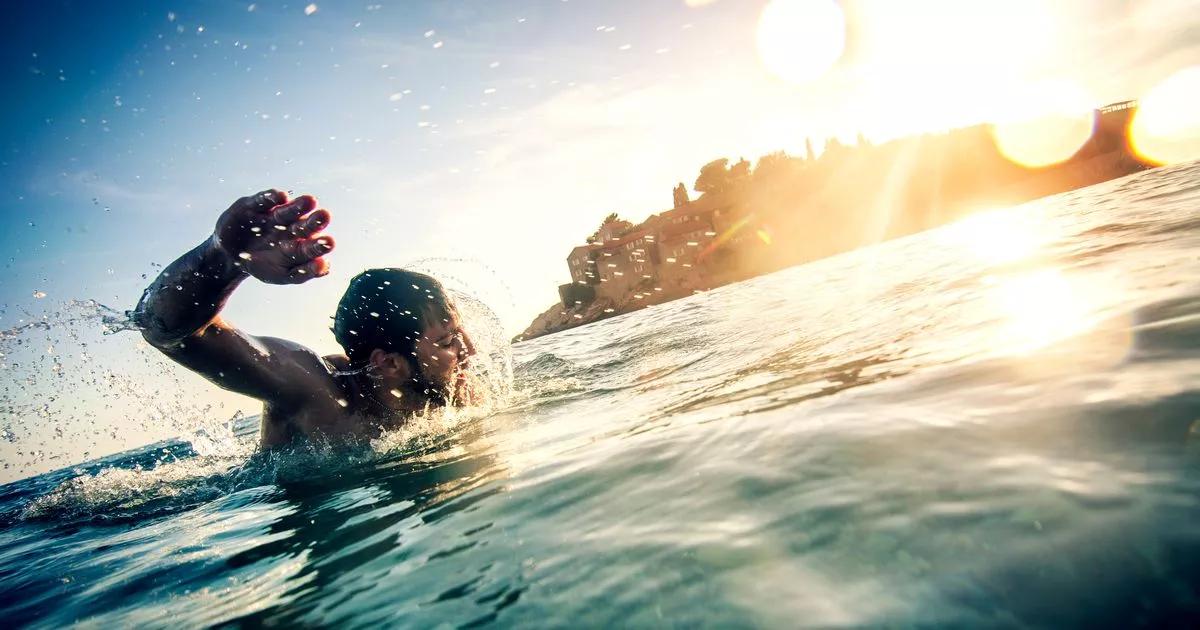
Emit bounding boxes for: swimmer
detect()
[134,189,477,447]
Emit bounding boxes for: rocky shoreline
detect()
[512,286,694,343]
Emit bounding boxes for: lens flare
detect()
[756,0,846,84]
[1131,66,1200,165]
[991,81,1094,168]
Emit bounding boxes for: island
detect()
[515,101,1157,342]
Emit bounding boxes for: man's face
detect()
[412,308,476,392]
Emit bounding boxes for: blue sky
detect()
[1,0,1197,477]
[3,0,1198,339]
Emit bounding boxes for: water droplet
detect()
[238,252,252,260]
[304,3,318,16]
[32,291,46,299]
[336,398,348,407]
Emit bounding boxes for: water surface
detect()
[2,162,1200,626]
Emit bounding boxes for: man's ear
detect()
[368,348,411,379]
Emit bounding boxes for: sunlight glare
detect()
[991,80,1094,168]
[756,0,846,84]
[1131,66,1200,165]
[991,269,1090,353]
[938,207,1051,266]
[854,0,1055,80]
[850,0,1059,141]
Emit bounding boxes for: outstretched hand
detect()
[213,189,336,285]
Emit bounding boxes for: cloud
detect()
[28,169,184,213]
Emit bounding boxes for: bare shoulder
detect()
[253,336,343,396]
[256,342,353,446]
[322,353,353,373]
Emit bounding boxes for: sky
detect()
[0,0,1198,476]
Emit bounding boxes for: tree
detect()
[823,137,848,160]
[672,182,690,208]
[729,157,751,181]
[694,158,730,194]
[805,137,816,162]
[754,151,798,181]
[588,212,632,243]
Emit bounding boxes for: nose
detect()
[457,332,477,360]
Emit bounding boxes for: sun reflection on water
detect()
[986,268,1092,354]
[937,206,1053,266]
[938,207,1127,359]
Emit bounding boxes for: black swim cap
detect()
[333,268,455,367]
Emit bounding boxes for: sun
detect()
[756,0,846,84]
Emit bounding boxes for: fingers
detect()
[286,256,331,283]
[289,208,331,237]
[270,195,317,225]
[233,189,288,213]
[281,235,335,262]
[300,235,335,261]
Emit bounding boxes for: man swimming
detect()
[134,189,477,447]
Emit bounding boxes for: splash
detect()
[403,256,517,405]
[5,274,521,521]
[0,299,248,482]
[17,404,495,525]
[19,451,253,524]
[3,253,522,522]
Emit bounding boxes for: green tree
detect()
[588,212,627,243]
[694,158,730,194]
[754,151,798,181]
[729,157,751,181]
[672,182,690,208]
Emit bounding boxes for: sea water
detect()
[1,162,1199,626]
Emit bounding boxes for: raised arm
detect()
[133,189,336,403]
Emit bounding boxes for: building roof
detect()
[657,193,729,221]
[566,194,730,260]
[658,220,710,241]
[596,226,655,251]
[566,244,598,260]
